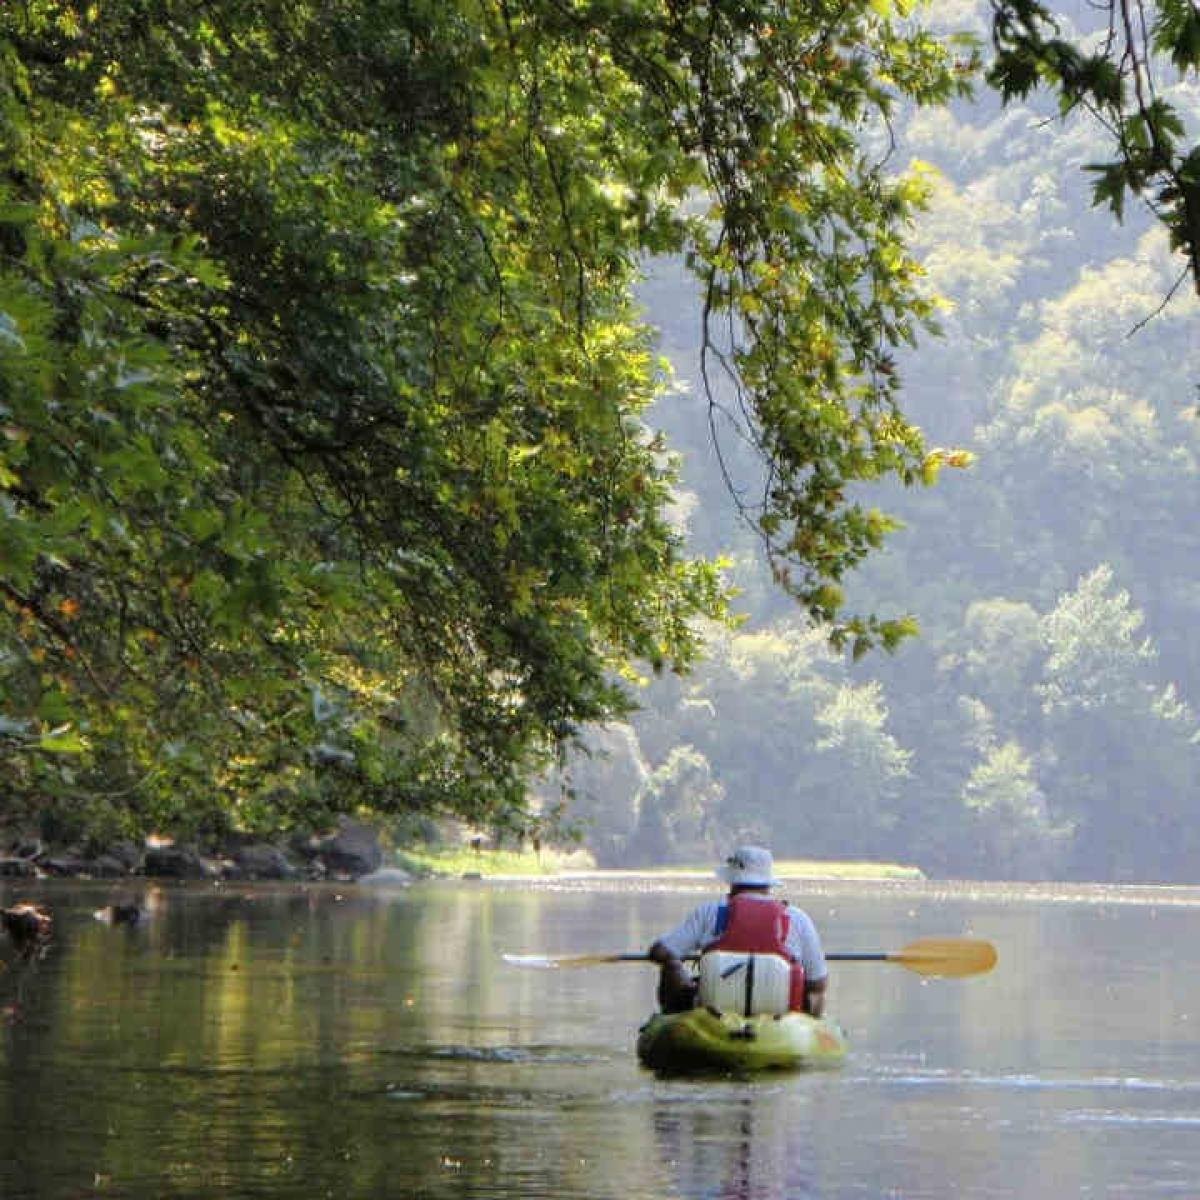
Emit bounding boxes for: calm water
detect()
[2,875,1199,1199]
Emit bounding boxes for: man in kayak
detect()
[647,845,828,1016]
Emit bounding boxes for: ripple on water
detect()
[381,1081,610,1113]
[405,1042,607,1065]
[1059,1109,1200,1127]
[864,1070,1200,1104]
[867,1065,1200,1095]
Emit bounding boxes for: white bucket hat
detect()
[717,845,778,887]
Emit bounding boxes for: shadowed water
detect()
[2,875,1198,1198]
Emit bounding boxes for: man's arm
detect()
[649,905,716,1015]
[648,903,713,966]
[647,939,697,1012]
[805,975,827,1018]
[785,905,829,1017]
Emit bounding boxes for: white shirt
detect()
[657,892,828,982]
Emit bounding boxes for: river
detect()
[1,874,1198,1199]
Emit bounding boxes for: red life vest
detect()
[706,893,807,1011]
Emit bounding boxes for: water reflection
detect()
[655,1089,824,1200]
[1,877,1200,1199]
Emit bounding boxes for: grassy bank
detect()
[815,861,924,880]
[392,846,923,881]
[789,860,925,879]
[393,845,596,878]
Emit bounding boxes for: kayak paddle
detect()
[502,952,650,969]
[827,937,998,978]
[503,937,997,978]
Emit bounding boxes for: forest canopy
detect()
[0,0,969,845]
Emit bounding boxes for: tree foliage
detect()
[960,740,1067,879]
[990,0,1200,297]
[1,0,969,842]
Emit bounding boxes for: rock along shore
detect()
[0,816,407,884]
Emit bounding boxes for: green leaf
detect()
[1085,161,1129,220]
[39,726,87,755]
[1153,2,1200,73]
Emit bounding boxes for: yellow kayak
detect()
[636,1008,848,1074]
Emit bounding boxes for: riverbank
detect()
[394,844,595,878]
[1,822,925,884]
[398,846,925,882]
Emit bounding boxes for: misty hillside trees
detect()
[568,562,1200,880]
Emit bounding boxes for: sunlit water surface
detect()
[2,875,1199,1199]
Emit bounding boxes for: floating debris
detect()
[1,903,53,956]
[93,902,145,926]
[93,887,163,927]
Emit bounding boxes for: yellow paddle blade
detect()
[888,937,998,978]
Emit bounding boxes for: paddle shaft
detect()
[546,952,956,964]
[504,937,996,977]
[554,953,907,962]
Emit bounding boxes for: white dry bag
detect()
[697,951,792,1016]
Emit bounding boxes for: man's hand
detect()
[648,940,697,1013]
[806,977,828,1018]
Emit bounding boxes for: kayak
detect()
[636,1007,848,1074]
